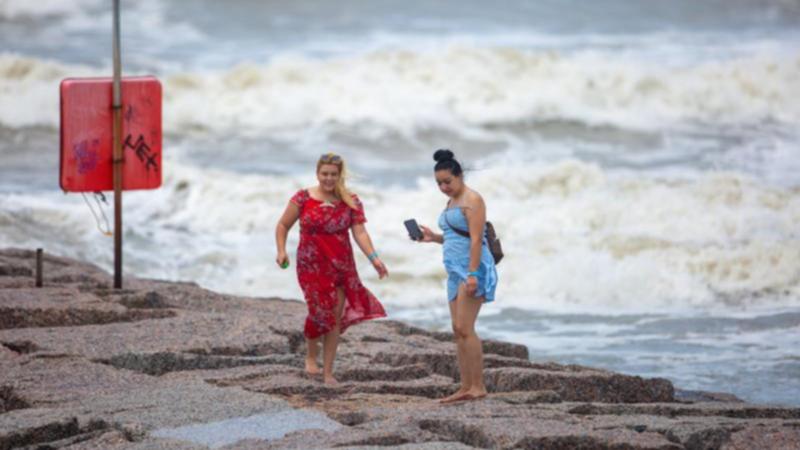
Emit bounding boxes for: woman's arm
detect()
[352,223,389,278]
[275,202,300,267]
[462,192,486,296]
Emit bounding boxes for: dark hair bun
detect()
[433,149,454,162]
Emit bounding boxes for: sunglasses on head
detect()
[319,153,342,163]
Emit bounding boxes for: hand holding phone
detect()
[404,218,423,241]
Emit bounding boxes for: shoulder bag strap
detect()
[444,208,471,238]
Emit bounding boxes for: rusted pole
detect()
[35,248,43,287]
[112,0,123,289]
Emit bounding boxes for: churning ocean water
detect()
[1,0,799,405]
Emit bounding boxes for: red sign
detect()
[60,76,162,192]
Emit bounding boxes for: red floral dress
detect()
[291,189,386,339]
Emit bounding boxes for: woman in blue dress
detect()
[418,149,498,403]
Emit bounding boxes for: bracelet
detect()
[367,251,379,262]
[467,271,480,278]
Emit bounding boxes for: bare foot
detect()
[323,375,338,385]
[305,358,321,376]
[438,389,469,404]
[459,389,488,402]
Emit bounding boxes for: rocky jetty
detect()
[1,248,799,449]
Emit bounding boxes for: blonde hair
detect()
[317,152,357,209]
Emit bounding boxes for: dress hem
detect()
[304,312,387,340]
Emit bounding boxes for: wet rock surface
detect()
[1,248,799,449]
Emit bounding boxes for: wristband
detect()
[468,271,480,278]
[367,251,379,262]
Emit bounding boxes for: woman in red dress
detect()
[275,153,388,384]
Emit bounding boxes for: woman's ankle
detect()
[304,356,320,374]
[323,373,338,384]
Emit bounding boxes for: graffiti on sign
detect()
[73,139,100,174]
[123,134,159,173]
[124,105,136,123]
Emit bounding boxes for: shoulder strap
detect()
[444,209,471,238]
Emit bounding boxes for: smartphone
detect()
[404,218,423,241]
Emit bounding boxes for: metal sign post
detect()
[112,0,123,288]
[59,2,162,289]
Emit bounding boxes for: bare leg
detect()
[322,288,346,385]
[305,338,321,375]
[439,285,472,403]
[456,291,486,399]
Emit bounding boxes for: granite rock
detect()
[1,248,799,450]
